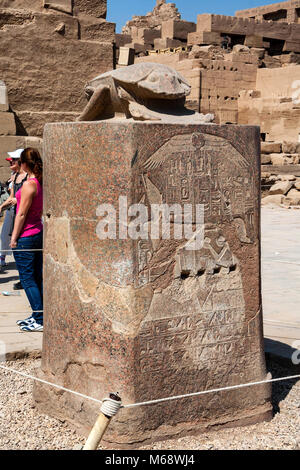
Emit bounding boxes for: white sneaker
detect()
[20,321,43,332]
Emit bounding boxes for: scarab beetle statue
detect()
[78,62,214,123]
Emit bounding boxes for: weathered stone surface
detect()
[161,19,196,40]
[79,17,115,42]
[233,45,250,54]
[73,0,107,19]
[15,111,79,137]
[34,120,271,447]
[261,142,282,154]
[261,194,285,206]
[0,7,113,136]
[282,141,300,154]
[0,112,15,135]
[295,179,300,190]
[0,0,43,10]
[270,153,300,165]
[187,31,222,46]
[269,180,293,195]
[261,154,272,164]
[285,188,300,205]
[122,0,181,35]
[154,38,185,49]
[276,174,296,181]
[244,35,264,48]
[115,33,132,48]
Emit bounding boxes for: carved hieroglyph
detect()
[131,131,258,394]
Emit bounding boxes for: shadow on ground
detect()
[265,338,300,415]
[0,274,19,284]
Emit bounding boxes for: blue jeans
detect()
[13,231,43,324]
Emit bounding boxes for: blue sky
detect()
[107,0,280,32]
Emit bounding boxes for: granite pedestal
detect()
[34,120,272,447]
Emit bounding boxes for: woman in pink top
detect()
[10,148,43,332]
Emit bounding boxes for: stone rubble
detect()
[0,358,299,450]
[261,139,300,208]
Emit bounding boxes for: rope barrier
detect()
[0,363,299,410]
[0,249,43,252]
[0,311,43,314]
[0,364,103,405]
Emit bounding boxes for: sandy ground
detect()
[0,357,299,450]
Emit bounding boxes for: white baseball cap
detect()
[6,148,24,161]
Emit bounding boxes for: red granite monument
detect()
[34,64,272,448]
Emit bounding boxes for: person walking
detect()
[10,148,43,332]
[0,149,27,271]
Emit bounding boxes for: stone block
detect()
[196,14,213,33]
[269,180,293,195]
[283,41,300,54]
[261,154,272,164]
[115,34,132,48]
[285,188,300,205]
[276,174,296,181]
[126,42,152,54]
[154,38,185,49]
[0,0,43,10]
[270,154,300,165]
[0,80,8,112]
[244,35,264,48]
[187,31,222,46]
[137,28,161,44]
[161,20,196,40]
[73,0,107,19]
[250,48,265,59]
[35,12,79,40]
[118,47,135,67]
[282,142,300,154]
[34,120,271,447]
[79,18,115,42]
[16,111,79,137]
[295,180,300,190]
[261,142,282,154]
[0,111,16,135]
[261,194,284,206]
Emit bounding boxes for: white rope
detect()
[101,398,122,417]
[0,364,102,406]
[0,363,299,410]
[122,374,300,409]
[0,311,43,313]
[0,249,43,252]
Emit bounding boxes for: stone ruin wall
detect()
[115,0,300,207]
[236,0,300,23]
[1,0,300,204]
[0,0,114,181]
